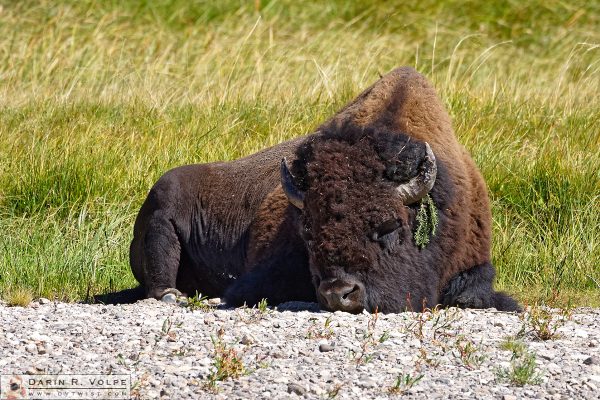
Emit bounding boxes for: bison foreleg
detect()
[440,263,521,312]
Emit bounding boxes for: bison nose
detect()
[318,278,365,314]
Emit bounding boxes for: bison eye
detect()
[371,218,402,241]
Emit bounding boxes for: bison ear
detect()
[280,157,305,209]
[396,143,437,205]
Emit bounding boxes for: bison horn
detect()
[396,142,437,205]
[280,157,305,209]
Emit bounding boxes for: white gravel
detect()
[1,299,599,399]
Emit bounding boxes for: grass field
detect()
[1,0,598,307]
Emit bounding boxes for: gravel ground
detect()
[1,299,599,399]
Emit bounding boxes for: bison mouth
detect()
[315,276,366,314]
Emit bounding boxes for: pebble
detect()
[36,342,48,354]
[161,293,177,304]
[1,303,598,399]
[358,375,377,388]
[287,383,306,395]
[583,356,599,365]
[240,335,255,345]
[208,298,221,305]
[319,343,334,352]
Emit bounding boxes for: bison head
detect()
[281,123,437,313]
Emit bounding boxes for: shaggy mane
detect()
[291,121,428,191]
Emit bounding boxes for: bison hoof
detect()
[157,288,184,304]
[161,293,178,303]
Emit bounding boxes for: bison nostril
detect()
[318,279,364,313]
[342,284,360,300]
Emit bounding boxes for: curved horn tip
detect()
[422,142,437,180]
[280,157,305,209]
[425,142,435,161]
[395,142,438,205]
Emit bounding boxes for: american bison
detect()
[129,67,520,313]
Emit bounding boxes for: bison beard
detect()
[129,67,521,313]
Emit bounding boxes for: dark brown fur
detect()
[129,67,520,312]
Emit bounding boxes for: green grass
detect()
[0,0,598,305]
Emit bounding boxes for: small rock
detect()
[38,297,51,304]
[208,297,221,305]
[589,375,600,384]
[319,343,334,352]
[583,356,599,366]
[318,370,331,378]
[502,395,517,400]
[240,335,255,345]
[177,297,189,306]
[36,342,47,355]
[197,357,212,367]
[574,329,589,338]
[287,383,306,396]
[25,343,36,354]
[161,293,177,304]
[311,385,325,396]
[358,375,377,388]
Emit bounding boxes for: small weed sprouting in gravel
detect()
[350,346,374,365]
[452,336,486,370]
[400,306,461,370]
[5,288,33,307]
[430,307,460,340]
[116,353,126,366]
[161,317,173,337]
[206,328,246,391]
[186,291,211,312]
[326,383,343,399]
[495,350,542,386]
[497,336,542,386]
[401,301,459,341]
[350,309,381,365]
[378,330,390,343]
[253,353,270,370]
[235,299,272,323]
[307,316,334,340]
[417,346,440,368]
[155,316,181,344]
[401,306,428,341]
[521,305,568,341]
[130,372,149,400]
[388,373,424,395]
[500,337,527,357]
[257,298,269,313]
